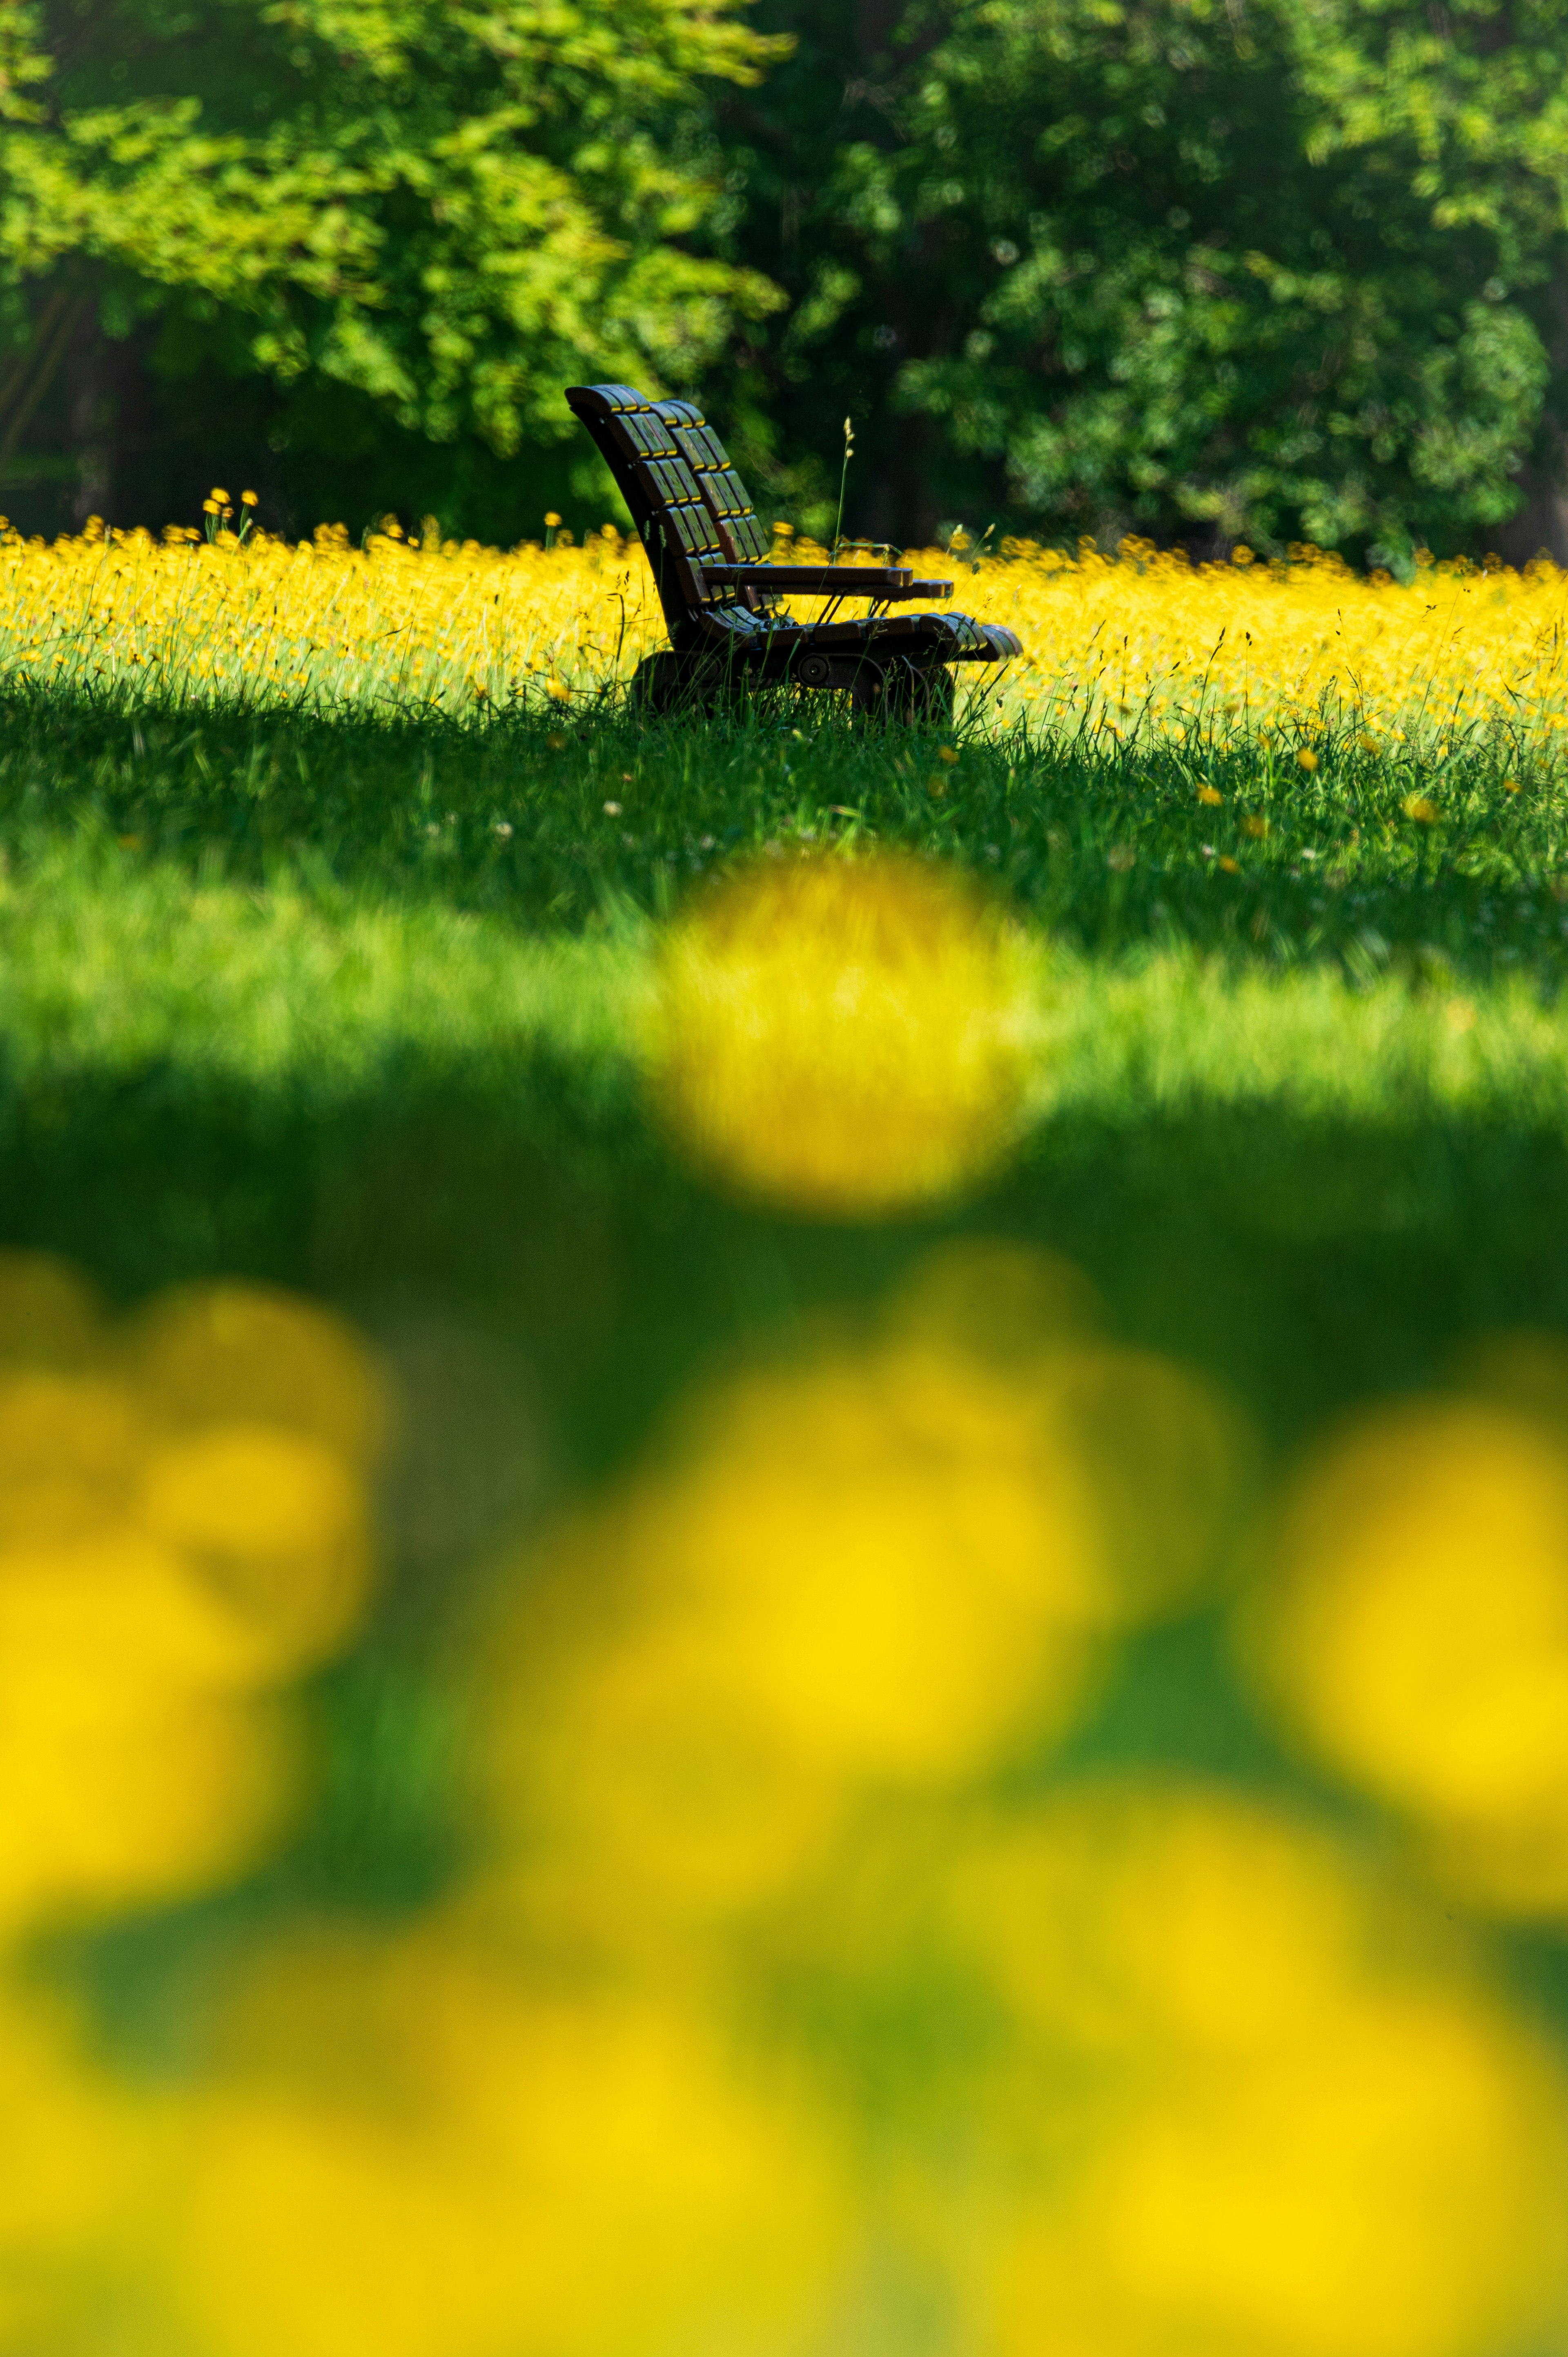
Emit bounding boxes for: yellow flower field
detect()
[4,510,1568,753]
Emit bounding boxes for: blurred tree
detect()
[715,0,1568,562]
[7,0,1568,557]
[0,0,782,535]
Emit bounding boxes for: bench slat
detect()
[699,564,953,600]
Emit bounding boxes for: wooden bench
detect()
[565,384,1021,720]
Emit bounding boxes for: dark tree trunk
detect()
[1495,460,1568,566]
[65,309,113,528]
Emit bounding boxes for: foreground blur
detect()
[6,850,1568,2352]
[2,1223,1568,2356]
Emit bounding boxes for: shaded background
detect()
[7,0,1568,564]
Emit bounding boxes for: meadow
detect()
[5,524,1568,2354]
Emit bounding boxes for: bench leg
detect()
[885,660,956,725]
[852,657,955,725]
[630,649,746,715]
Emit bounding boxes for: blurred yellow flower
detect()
[648,850,1030,1214]
[138,1425,370,1677]
[947,1786,1568,2357]
[0,1971,160,2346]
[158,1927,846,2357]
[481,1340,1106,1924]
[0,1262,383,1935]
[121,1280,385,1461]
[0,1530,298,1925]
[1243,1391,1568,1910]
[0,1369,151,1543]
[479,1298,1239,1933]
[0,1238,1556,2357]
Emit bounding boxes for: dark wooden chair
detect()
[566,383,1021,720]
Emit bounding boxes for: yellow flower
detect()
[138,1425,370,1678]
[951,1784,1568,2357]
[1241,813,1270,838]
[158,1931,848,2357]
[1403,793,1440,822]
[480,1342,1106,1919]
[1217,854,1241,874]
[0,1261,383,1934]
[648,850,1029,1215]
[1242,1386,1568,1912]
[0,1971,158,2342]
[0,520,1564,740]
[478,1295,1236,1937]
[123,1281,383,1461]
[1296,747,1319,771]
[0,1526,301,1925]
[1197,783,1223,807]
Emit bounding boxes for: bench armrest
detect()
[699,563,953,600]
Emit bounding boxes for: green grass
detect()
[2,682,1567,1218]
[13,679,1568,2052]
[9,808,1568,1143]
[6,683,1567,981]
[1,677,1566,1411]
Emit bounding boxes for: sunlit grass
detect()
[0,827,1566,1148]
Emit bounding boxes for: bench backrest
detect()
[565,383,773,640]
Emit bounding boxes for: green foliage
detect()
[9,0,1568,553]
[718,0,1568,558]
[0,0,780,509]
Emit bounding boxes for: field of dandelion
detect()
[10,510,1568,756]
[6,520,1568,2353]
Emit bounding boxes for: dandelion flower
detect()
[649,850,1029,1215]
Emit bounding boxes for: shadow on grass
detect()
[4,1023,1566,1457]
[2,683,1564,986]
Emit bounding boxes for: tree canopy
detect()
[5,0,1568,557]
[0,0,779,528]
[717,0,1568,558]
